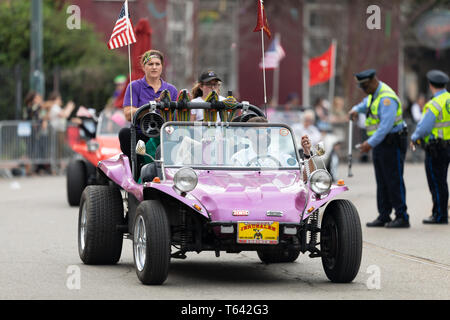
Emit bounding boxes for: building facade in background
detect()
[69,0,449,110]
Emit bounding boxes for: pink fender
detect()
[98,154,144,202]
[98,154,209,219]
[142,183,210,220]
[303,185,349,220]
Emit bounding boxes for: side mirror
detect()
[135,140,157,162]
[314,142,325,156]
[136,140,147,156]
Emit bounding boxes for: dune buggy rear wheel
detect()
[257,247,301,263]
[320,199,362,283]
[78,185,124,264]
[133,200,171,285]
[67,159,87,206]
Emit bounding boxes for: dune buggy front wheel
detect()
[133,200,171,285]
[320,199,362,283]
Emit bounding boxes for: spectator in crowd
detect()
[330,96,347,124]
[21,91,42,175]
[113,75,127,99]
[23,91,43,121]
[268,92,301,124]
[409,94,426,163]
[314,97,331,126]
[282,92,301,112]
[47,91,75,167]
[23,91,52,175]
[47,91,75,131]
[411,94,426,124]
[292,109,321,147]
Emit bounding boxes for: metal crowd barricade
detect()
[0,120,75,174]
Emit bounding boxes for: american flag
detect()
[107,1,136,50]
[259,35,285,69]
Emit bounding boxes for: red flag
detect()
[253,0,271,39]
[107,1,136,49]
[309,43,336,86]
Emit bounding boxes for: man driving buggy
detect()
[229,117,312,169]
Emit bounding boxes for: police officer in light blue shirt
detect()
[410,70,450,225]
[349,69,410,228]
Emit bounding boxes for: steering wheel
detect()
[246,155,282,167]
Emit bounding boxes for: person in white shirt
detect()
[411,94,426,123]
[292,109,321,146]
[230,117,299,168]
[190,70,226,121]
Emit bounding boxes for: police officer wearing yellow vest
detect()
[410,70,450,225]
[349,69,410,228]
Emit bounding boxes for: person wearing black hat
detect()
[349,69,410,228]
[190,71,226,121]
[410,70,450,224]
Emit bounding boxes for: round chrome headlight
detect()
[309,169,332,195]
[173,167,198,193]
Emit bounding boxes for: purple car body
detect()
[79,99,362,285]
[98,122,348,223]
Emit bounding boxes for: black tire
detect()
[133,200,171,285]
[257,247,301,263]
[67,160,87,206]
[78,185,124,264]
[320,199,362,283]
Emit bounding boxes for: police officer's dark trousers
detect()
[424,143,450,223]
[372,133,409,222]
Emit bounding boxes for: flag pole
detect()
[125,0,133,108]
[328,38,337,111]
[259,1,267,116]
[128,44,133,107]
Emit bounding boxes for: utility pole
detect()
[302,3,310,107]
[30,0,45,97]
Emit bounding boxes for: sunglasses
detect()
[203,82,221,89]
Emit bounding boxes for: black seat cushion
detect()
[140,163,158,183]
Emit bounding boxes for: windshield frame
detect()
[96,110,126,137]
[160,121,302,171]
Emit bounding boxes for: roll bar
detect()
[131,100,266,126]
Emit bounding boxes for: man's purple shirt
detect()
[123,77,178,107]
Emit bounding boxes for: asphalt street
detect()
[0,162,449,300]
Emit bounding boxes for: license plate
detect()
[237,221,279,244]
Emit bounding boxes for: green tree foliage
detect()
[0,0,127,120]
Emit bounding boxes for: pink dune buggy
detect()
[77,95,362,285]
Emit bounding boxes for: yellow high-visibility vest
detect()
[422,91,450,143]
[365,83,403,136]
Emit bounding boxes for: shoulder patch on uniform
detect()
[383,99,391,106]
